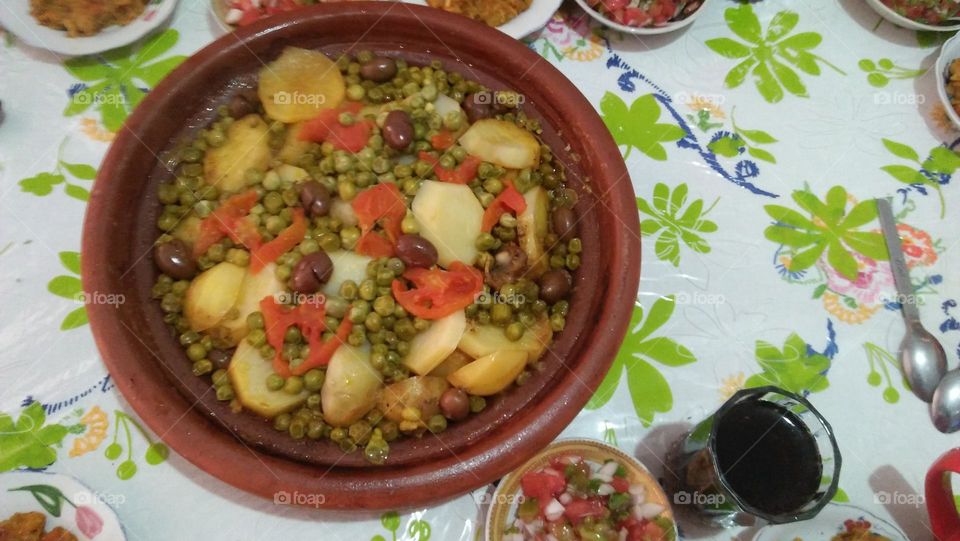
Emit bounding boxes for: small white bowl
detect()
[0,0,178,56]
[935,32,960,129]
[864,0,960,32]
[572,0,711,36]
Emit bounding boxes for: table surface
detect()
[0,0,954,539]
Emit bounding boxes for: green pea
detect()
[490,303,512,325]
[266,373,285,391]
[288,419,306,439]
[187,343,208,362]
[365,312,383,332]
[477,162,496,179]
[349,420,373,445]
[273,413,292,432]
[262,171,281,190]
[373,296,395,317]
[226,248,250,266]
[192,359,213,376]
[211,369,229,387]
[401,214,419,234]
[216,385,234,401]
[157,213,179,232]
[296,370,322,393]
[402,81,420,97]
[283,376,304,395]
[427,414,447,433]
[439,154,456,170]
[307,419,325,440]
[476,232,497,251]
[566,253,581,270]
[340,279,359,300]
[568,238,582,254]
[469,396,486,413]
[329,427,347,442]
[359,279,378,301]
[346,84,366,101]
[506,322,525,342]
[347,328,365,347]
[259,345,276,360]
[349,301,370,323]
[550,313,566,332]
[499,213,518,229]
[478,192,495,208]
[338,112,355,126]
[413,318,431,332]
[450,146,467,163]
[325,297,350,318]
[442,111,462,131]
[376,269,394,287]
[263,191,284,214]
[340,226,361,248]
[317,232,341,251]
[420,84,438,102]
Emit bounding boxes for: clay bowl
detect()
[82,1,639,509]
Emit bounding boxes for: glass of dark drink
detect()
[667,386,841,527]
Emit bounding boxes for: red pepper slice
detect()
[391,261,483,320]
[260,296,352,377]
[250,208,307,273]
[351,182,406,257]
[193,190,262,257]
[418,151,481,185]
[481,182,526,232]
[430,130,456,150]
[299,102,373,153]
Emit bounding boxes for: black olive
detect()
[154,239,196,280]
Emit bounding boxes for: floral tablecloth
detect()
[0,0,956,539]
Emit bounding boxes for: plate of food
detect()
[0,471,126,541]
[863,0,960,31]
[210,0,562,39]
[83,1,640,509]
[936,33,960,129]
[485,439,677,541]
[572,0,711,35]
[0,0,178,56]
[753,503,907,541]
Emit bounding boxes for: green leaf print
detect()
[706,4,845,103]
[637,183,718,267]
[858,58,926,88]
[880,139,958,218]
[63,29,187,132]
[0,403,69,472]
[586,297,696,426]
[600,93,685,160]
[863,342,908,403]
[48,251,88,331]
[744,333,830,394]
[104,411,168,480]
[764,185,887,280]
[18,139,97,202]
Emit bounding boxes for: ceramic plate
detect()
[0,0,178,56]
[571,0,712,36]
[936,33,960,130]
[863,0,960,32]
[484,439,678,541]
[400,0,563,39]
[0,471,126,540]
[753,503,907,541]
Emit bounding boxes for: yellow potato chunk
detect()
[447,350,528,396]
[203,114,272,192]
[459,119,541,169]
[229,341,308,418]
[321,345,382,427]
[217,263,285,346]
[517,186,550,278]
[258,47,345,123]
[379,376,449,423]
[183,262,246,332]
[403,309,466,376]
[412,181,484,267]
[457,317,552,364]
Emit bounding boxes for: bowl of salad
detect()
[572,0,710,35]
[83,2,639,510]
[864,0,960,31]
[486,439,677,541]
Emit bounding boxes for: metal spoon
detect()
[931,370,960,433]
[876,198,947,403]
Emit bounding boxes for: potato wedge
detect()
[459,119,540,170]
[183,262,246,332]
[321,250,373,298]
[321,345,382,427]
[517,186,550,278]
[258,47,345,123]
[218,263,286,345]
[229,341,308,418]
[447,350,527,396]
[412,181,484,267]
[429,350,473,378]
[203,114,272,192]
[379,376,449,423]
[457,317,552,364]
[403,310,467,375]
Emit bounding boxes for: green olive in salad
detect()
[150,47,581,464]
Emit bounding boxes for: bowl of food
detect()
[936,33,960,129]
[485,439,677,541]
[83,1,639,509]
[0,0,179,56]
[864,0,960,31]
[571,0,709,35]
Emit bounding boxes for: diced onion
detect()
[559,492,572,505]
[597,483,616,496]
[224,8,243,24]
[634,502,665,520]
[544,498,565,522]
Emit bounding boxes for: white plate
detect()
[753,503,907,541]
[400,0,563,39]
[571,0,711,36]
[936,32,960,130]
[863,0,960,32]
[0,471,126,540]
[0,0,178,56]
